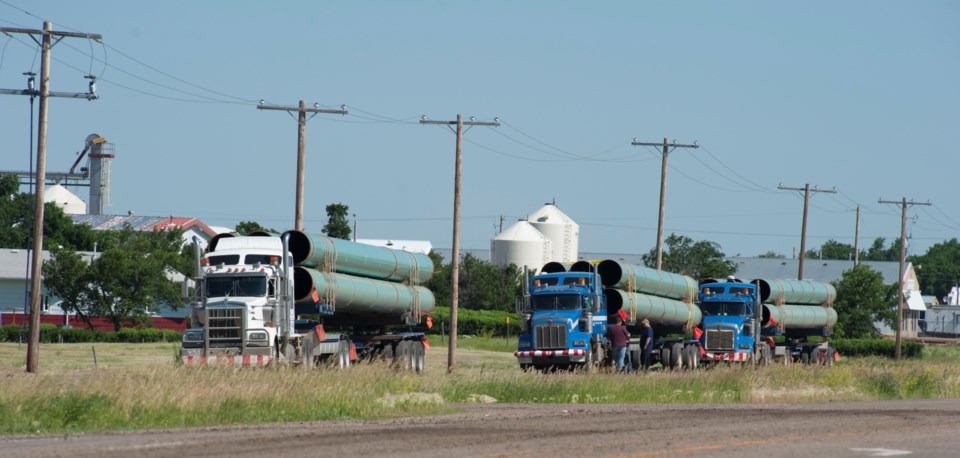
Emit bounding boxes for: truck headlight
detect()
[183,330,203,342]
[248,331,268,341]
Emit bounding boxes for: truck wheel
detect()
[757,343,770,367]
[337,340,351,369]
[630,348,641,372]
[393,340,410,370]
[683,346,699,370]
[660,347,671,370]
[413,340,425,373]
[670,342,683,370]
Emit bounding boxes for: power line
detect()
[778,183,837,279]
[878,197,932,362]
[631,138,699,270]
[420,114,499,374]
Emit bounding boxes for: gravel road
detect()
[1,398,957,457]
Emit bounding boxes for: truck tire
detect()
[630,348,641,372]
[413,340,425,373]
[660,347,671,370]
[757,343,770,367]
[337,340,351,370]
[685,346,699,370]
[670,342,683,370]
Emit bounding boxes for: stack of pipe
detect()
[283,230,436,318]
[752,278,837,330]
[545,259,701,329]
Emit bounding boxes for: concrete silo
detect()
[527,203,579,263]
[490,220,552,270]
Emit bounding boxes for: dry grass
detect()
[1,341,959,434]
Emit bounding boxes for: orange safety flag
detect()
[422,337,430,350]
[426,315,433,329]
[314,324,326,341]
[833,350,841,362]
[349,343,357,361]
[310,287,320,303]
[693,327,704,340]
[617,309,628,323]
[698,343,707,358]
[767,314,779,327]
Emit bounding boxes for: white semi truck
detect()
[179,232,432,370]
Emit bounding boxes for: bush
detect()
[832,338,924,359]
[0,324,181,344]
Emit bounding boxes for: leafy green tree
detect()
[642,233,736,280]
[832,264,896,338]
[425,251,450,308]
[863,237,902,262]
[757,251,785,259]
[910,238,960,300]
[0,173,97,250]
[43,226,190,331]
[807,239,856,260]
[425,251,522,312]
[322,203,352,240]
[235,220,278,235]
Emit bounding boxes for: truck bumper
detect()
[515,349,587,364]
[180,348,274,367]
[704,351,750,362]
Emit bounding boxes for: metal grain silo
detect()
[527,203,579,263]
[490,220,551,270]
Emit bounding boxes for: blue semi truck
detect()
[514,260,702,371]
[514,260,839,371]
[699,277,838,365]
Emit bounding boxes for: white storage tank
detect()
[44,184,88,215]
[527,203,579,263]
[490,220,552,270]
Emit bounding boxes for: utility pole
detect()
[631,138,699,270]
[499,215,504,234]
[854,205,861,266]
[879,197,931,362]
[778,183,836,280]
[257,100,346,230]
[0,22,102,374]
[420,114,499,373]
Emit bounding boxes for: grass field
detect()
[1,339,959,435]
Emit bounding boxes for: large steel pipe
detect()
[755,278,837,306]
[762,303,838,329]
[597,260,698,301]
[605,288,702,329]
[294,267,435,316]
[284,230,433,284]
[540,262,570,273]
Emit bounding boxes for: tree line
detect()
[3,174,957,339]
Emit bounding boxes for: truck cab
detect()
[180,236,295,367]
[515,271,607,370]
[698,281,765,363]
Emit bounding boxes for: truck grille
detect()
[705,329,735,351]
[207,307,243,347]
[534,323,568,350]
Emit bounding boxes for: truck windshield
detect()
[700,302,748,317]
[531,294,581,311]
[206,275,267,298]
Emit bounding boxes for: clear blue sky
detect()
[1,1,957,259]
